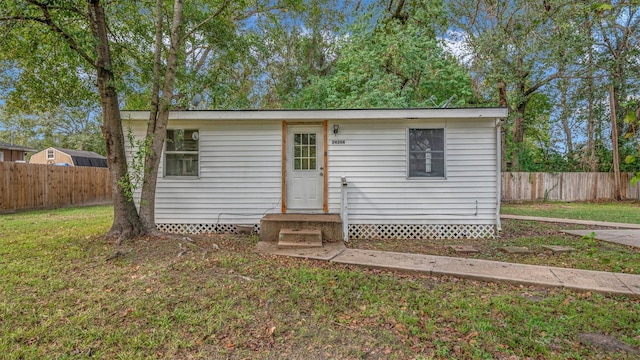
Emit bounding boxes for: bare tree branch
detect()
[524,72,560,97]
[182,0,231,42]
[233,4,289,21]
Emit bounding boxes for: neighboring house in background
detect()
[121,108,508,240]
[30,147,108,167]
[0,141,36,162]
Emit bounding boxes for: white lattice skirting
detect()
[350,224,496,240]
[156,223,496,239]
[156,223,260,234]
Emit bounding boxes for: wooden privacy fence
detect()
[502,172,640,202]
[0,162,112,212]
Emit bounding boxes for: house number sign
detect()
[331,140,346,145]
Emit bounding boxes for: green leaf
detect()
[591,4,613,12]
[624,155,636,164]
[623,111,636,124]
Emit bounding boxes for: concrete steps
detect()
[260,214,342,248]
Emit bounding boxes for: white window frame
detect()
[46,149,55,160]
[163,129,200,179]
[406,128,446,179]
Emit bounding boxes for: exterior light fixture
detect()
[333,124,339,135]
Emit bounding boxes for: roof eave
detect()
[121,108,508,121]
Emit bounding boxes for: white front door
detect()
[286,125,324,211]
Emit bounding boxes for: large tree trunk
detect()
[510,101,527,171]
[139,0,185,233]
[609,85,622,200]
[498,78,508,171]
[586,90,596,171]
[559,78,573,154]
[585,13,597,172]
[137,0,165,234]
[88,0,143,239]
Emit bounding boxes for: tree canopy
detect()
[2,0,640,234]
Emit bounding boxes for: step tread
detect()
[277,241,323,249]
[279,228,322,235]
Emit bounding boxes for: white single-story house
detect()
[121,108,508,240]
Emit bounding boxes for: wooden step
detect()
[278,228,322,248]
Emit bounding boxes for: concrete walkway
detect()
[563,229,640,248]
[502,214,640,248]
[256,242,640,298]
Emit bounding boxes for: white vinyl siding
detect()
[327,118,497,225]
[126,120,282,225]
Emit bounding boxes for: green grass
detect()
[1,205,640,359]
[501,201,640,224]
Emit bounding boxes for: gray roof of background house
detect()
[0,141,37,152]
[53,148,107,167]
[54,148,106,159]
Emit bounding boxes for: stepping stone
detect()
[449,245,479,253]
[542,245,575,253]
[499,246,532,254]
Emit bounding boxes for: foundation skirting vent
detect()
[156,223,260,235]
[156,223,495,240]
[348,224,496,240]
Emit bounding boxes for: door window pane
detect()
[293,132,318,170]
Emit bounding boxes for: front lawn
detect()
[501,201,640,224]
[1,205,639,358]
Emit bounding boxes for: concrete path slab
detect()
[331,249,437,273]
[615,273,640,296]
[430,256,561,287]
[549,267,633,295]
[562,230,640,248]
[501,214,640,229]
[256,241,346,261]
[257,244,640,298]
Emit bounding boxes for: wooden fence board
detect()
[0,163,112,212]
[502,172,640,201]
[2,165,638,211]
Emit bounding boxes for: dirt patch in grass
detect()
[579,333,640,355]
